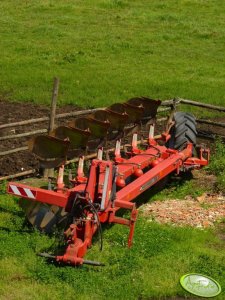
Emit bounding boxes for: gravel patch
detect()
[142,193,225,228]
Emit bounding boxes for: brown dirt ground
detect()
[0,100,81,176]
[0,99,164,176]
[0,99,223,178]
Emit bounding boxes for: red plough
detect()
[6,98,209,266]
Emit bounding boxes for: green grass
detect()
[1,1,225,299]
[0,191,225,300]
[207,139,225,193]
[149,176,204,202]
[1,0,225,107]
[0,150,225,300]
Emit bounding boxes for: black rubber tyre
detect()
[166,112,197,150]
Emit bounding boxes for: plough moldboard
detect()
[6,97,209,266]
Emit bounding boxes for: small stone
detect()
[202,220,214,228]
[196,193,207,203]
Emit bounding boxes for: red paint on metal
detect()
[6,137,209,266]
[7,182,86,208]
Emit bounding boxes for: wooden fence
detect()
[0,96,224,181]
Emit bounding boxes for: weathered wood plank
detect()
[180,98,225,112]
[0,129,47,141]
[197,119,225,128]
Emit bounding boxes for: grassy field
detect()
[0,145,225,300]
[1,1,225,299]
[0,0,225,107]
[0,186,225,300]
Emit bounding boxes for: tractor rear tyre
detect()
[166,112,197,151]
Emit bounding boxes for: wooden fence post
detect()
[43,77,60,178]
[165,98,177,132]
[48,77,59,133]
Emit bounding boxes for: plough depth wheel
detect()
[167,112,197,150]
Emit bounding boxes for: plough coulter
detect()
[7,98,209,266]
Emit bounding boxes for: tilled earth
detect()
[0,99,81,176]
[0,99,165,176]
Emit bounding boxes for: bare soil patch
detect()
[0,99,223,177]
[0,99,164,176]
[197,116,225,138]
[0,100,80,124]
[0,100,81,176]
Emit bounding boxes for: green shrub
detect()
[207,139,225,193]
[217,171,225,194]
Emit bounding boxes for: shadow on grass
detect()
[117,170,194,212]
[0,205,25,217]
[0,225,33,234]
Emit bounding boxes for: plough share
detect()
[7,98,209,266]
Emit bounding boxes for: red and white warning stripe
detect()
[8,184,36,199]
